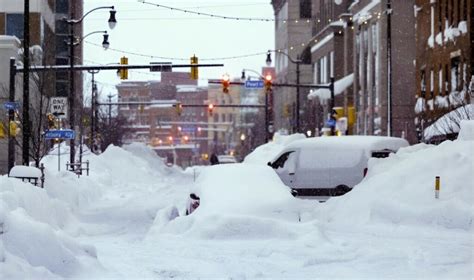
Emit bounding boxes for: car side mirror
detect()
[190,193,200,200]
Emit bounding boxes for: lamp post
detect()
[266,50,302,133]
[63,6,116,169]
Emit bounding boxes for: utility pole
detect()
[68,13,76,168]
[108,94,113,125]
[22,0,31,165]
[8,58,16,171]
[89,70,99,153]
[295,56,301,134]
[387,0,393,136]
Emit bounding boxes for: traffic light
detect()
[264,74,272,91]
[208,103,214,116]
[9,121,18,137]
[119,56,128,80]
[190,55,198,80]
[47,113,56,129]
[176,103,183,116]
[222,74,230,94]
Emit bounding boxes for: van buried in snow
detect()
[267,136,409,197]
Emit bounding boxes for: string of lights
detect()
[138,0,385,24]
[85,41,268,61]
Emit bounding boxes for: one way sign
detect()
[49,97,68,119]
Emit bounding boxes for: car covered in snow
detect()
[217,155,238,164]
[267,136,409,196]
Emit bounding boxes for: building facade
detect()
[0,0,56,174]
[116,72,210,167]
[414,0,472,142]
[271,0,314,134]
[207,79,241,157]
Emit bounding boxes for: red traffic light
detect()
[222,74,230,94]
[264,74,272,90]
[208,103,214,116]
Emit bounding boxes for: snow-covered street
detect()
[1,122,473,279]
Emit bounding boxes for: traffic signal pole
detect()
[8,58,16,171]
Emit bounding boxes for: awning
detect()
[307,73,354,101]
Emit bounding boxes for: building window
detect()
[420,70,426,98]
[450,57,461,91]
[300,0,312,19]
[6,14,24,40]
[56,0,69,14]
[55,19,68,35]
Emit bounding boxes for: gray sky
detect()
[83,0,274,98]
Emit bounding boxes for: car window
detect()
[371,149,394,158]
[272,151,294,169]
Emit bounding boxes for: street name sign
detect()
[49,97,68,118]
[3,102,19,110]
[44,129,75,140]
[245,80,264,89]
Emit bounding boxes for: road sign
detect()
[44,129,75,140]
[49,97,68,119]
[326,118,336,128]
[3,102,19,110]
[245,80,264,89]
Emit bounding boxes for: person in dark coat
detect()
[210,153,219,165]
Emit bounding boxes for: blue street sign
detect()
[44,129,75,140]
[3,102,19,110]
[326,118,336,128]
[245,80,264,89]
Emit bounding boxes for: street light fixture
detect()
[265,50,302,134]
[63,6,116,170]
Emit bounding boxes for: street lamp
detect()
[266,50,302,133]
[63,6,116,169]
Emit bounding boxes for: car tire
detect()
[335,185,351,196]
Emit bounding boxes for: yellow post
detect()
[435,176,440,199]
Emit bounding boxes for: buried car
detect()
[184,164,305,219]
[267,136,409,197]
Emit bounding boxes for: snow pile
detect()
[148,164,313,239]
[0,177,103,279]
[458,120,474,140]
[317,137,474,230]
[243,132,306,164]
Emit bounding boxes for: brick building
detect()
[116,72,209,167]
[414,0,472,142]
[207,78,241,156]
[271,0,314,134]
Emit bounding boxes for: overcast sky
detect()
[83,0,275,99]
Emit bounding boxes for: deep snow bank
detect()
[319,126,474,230]
[148,164,316,239]
[0,177,103,278]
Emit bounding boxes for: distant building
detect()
[116,72,209,167]
[414,0,472,142]
[207,78,241,157]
